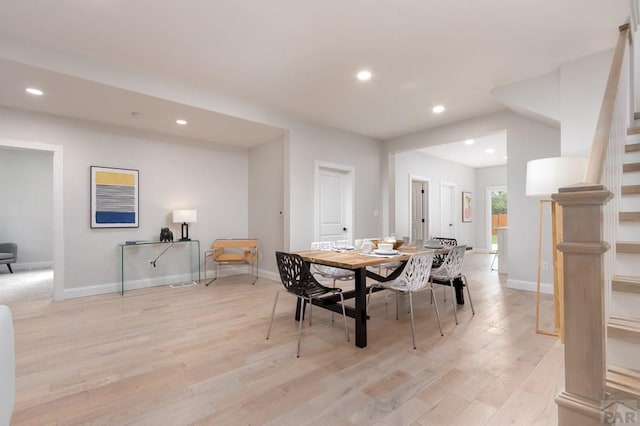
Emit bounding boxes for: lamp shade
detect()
[172,209,197,223]
[525,157,588,198]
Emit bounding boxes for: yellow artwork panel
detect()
[94,171,136,186]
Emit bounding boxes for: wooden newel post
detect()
[552,184,613,425]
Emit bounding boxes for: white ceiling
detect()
[0,1,630,143]
[418,131,507,168]
[0,59,284,147]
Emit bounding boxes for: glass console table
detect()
[119,240,201,295]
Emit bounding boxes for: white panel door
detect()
[441,182,456,238]
[318,167,352,242]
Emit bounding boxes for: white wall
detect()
[492,70,561,127]
[560,48,614,157]
[505,121,559,291]
[287,122,383,251]
[393,151,476,246]
[0,107,249,295]
[475,165,507,251]
[0,147,53,268]
[491,48,613,158]
[248,136,284,279]
[384,110,560,290]
[0,34,386,256]
[0,105,384,296]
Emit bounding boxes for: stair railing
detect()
[554,24,631,425]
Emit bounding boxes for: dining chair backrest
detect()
[435,237,457,246]
[311,241,332,251]
[439,245,466,278]
[275,251,313,296]
[396,251,434,292]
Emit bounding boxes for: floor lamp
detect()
[525,157,587,341]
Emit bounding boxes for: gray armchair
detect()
[0,244,17,273]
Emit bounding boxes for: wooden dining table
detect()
[297,247,437,348]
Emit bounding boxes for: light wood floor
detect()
[7,253,563,425]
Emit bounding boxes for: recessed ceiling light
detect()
[357,70,372,81]
[176,119,188,126]
[485,148,495,154]
[504,155,508,160]
[464,139,475,145]
[25,87,43,96]
[432,105,445,114]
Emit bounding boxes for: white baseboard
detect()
[507,278,554,294]
[473,248,494,254]
[202,265,278,282]
[11,261,53,271]
[64,268,280,299]
[258,269,279,282]
[64,272,200,299]
[64,282,120,299]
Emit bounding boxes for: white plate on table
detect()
[374,249,399,255]
[424,244,444,249]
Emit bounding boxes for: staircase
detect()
[606,126,640,405]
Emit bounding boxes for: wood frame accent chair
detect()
[267,251,349,357]
[204,239,258,285]
[0,243,17,273]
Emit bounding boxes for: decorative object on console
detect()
[172,210,197,241]
[159,228,173,242]
[90,166,139,228]
[526,156,588,341]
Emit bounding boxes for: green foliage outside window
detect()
[492,191,507,214]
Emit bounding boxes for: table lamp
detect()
[525,156,587,340]
[173,209,197,241]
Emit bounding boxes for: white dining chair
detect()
[430,245,475,325]
[310,241,355,322]
[367,251,443,349]
[310,241,355,287]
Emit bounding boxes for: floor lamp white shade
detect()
[526,157,589,198]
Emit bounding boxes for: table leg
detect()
[295,298,307,321]
[454,277,465,304]
[354,268,367,348]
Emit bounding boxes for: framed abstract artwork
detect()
[90,166,139,228]
[462,191,472,222]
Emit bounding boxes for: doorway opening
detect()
[409,176,430,243]
[487,186,508,251]
[0,138,64,301]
